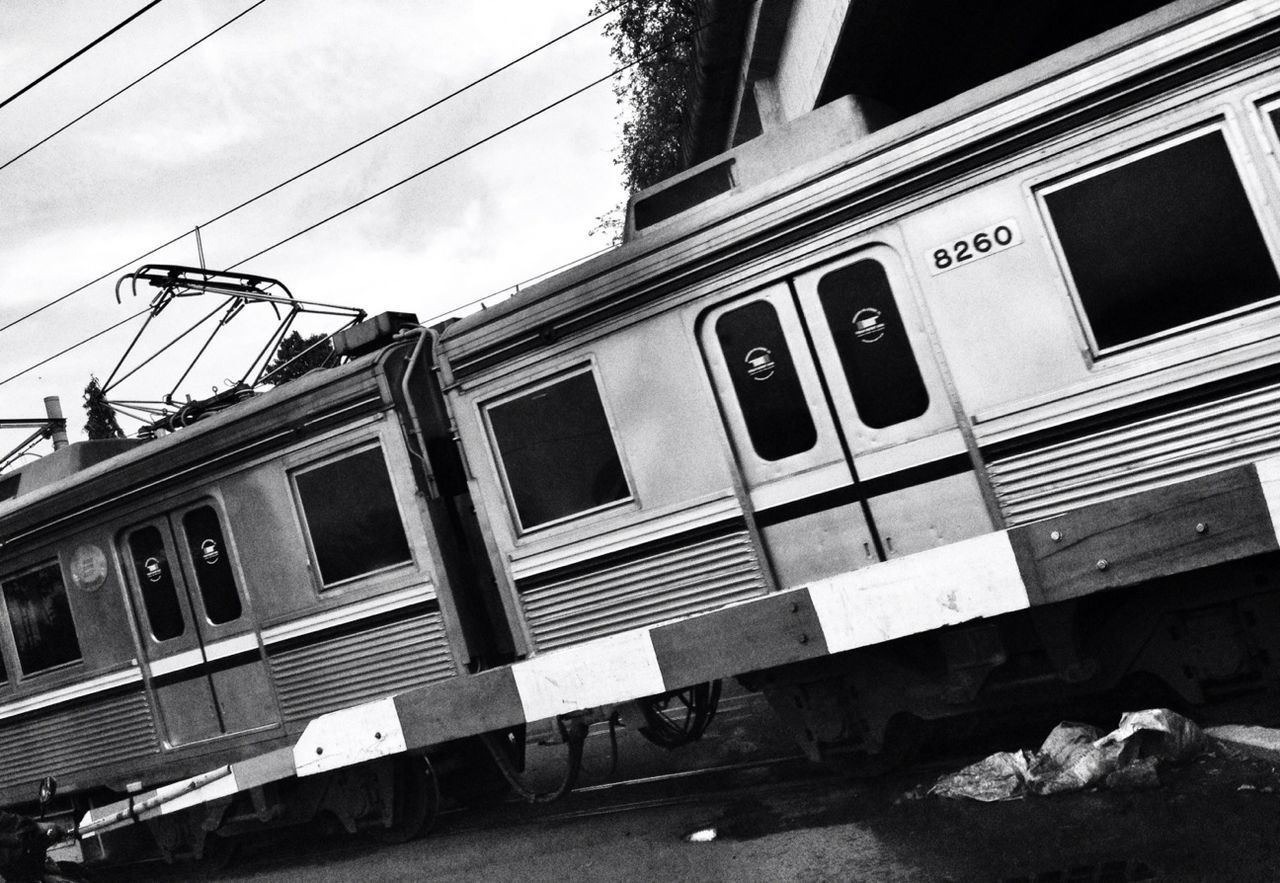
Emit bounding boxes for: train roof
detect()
[438,0,1252,380]
[0,345,397,552]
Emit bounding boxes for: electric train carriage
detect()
[10,0,1280,867]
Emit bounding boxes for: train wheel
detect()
[376,755,439,844]
[829,714,927,779]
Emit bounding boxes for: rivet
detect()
[1050,530,1062,542]
[799,633,810,644]
[1196,522,1207,534]
[375,732,382,740]
[316,746,324,755]
[1096,559,1109,571]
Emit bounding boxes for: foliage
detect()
[83,376,124,440]
[593,0,701,195]
[264,331,333,385]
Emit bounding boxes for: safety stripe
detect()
[76,454,1280,838]
[807,531,1030,654]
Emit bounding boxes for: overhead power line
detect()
[0,0,166,113]
[1,0,270,174]
[0,5,617,339]
[0,18,702,391]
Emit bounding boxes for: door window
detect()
[714,299,819,461]
[181,506,242,624]
[816,259,930,429]
[126,526,186,641]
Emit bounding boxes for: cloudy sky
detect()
[0,0,624,449]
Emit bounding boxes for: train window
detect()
[486,369,630,530]
[1043,129,1280,351]
[817,259,929,428]
[714,300,818,460]
[293,446,412,586]
[126,527,186,641]
[1,562,81,675]
[182,506,242,624]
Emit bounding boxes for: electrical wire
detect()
[0,308,150,388]
[0,15,703,391]
[0,0,270,174]
[228,53,646,269]
[0,0,165,113]
[0,5,617,338]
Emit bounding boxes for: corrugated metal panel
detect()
[988,382,1280,525]
[0,690,157,788]
[520,529,767,651]
[269,610,455,722]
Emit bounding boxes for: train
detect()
[4,0,1280,865]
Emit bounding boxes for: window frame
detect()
[0,556,83,681]
[288,439,418,590]
[1035,118,1280,359]
[480,362,635,535]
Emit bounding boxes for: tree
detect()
[592,0,701,200]
[264,331,334,385]
[83,376,124,440]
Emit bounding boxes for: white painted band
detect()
[261,583,434,646]
[1252,455,1280,547]
[203,632,260,662]
[511,628,666,722]
[293,696,407,777]
[807,530,1031,654]
[0,667,143,722]
[148,648,204,678]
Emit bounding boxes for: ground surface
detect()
[91,690,1280,881]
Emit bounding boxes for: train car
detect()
[0,312,512,860]
[433,0,1280,764]
[20,0,1280,866]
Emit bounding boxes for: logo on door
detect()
[144,557,163,583]
[745,347,776,381]
[852,307,886,343]
[201,539,220,565]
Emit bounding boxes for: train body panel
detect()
[0,341,473,810]
[8,0,1280,863]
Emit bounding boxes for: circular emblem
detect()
[852,307,886,343]
[144,556,164,583]
[68,544,108,592]
[200,538,220,565]
[744,346,776,381]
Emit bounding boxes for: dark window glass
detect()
[715,300,818,460]
[817,260,929,428]
[488,372,629,529]
[182,506,242,625]
[1045,130,1280,350]
[127,526,185,641]
[295,447,413,586]
[2,562,81,675]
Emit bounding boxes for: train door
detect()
[121,502,278,747]
[701,245,992,587]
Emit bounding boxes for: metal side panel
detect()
[988,381,1280,525]
[268,609,455,723]
[518,529,768,651]
[0,690,158,789]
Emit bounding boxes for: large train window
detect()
[816,259,929,428]
[485,367,630,530]
[181,506,241,624]
[126,527,186,641]
[293,445,412,587]
[1,561,81,675]
[1042,127,1280,352]
[714,300,818,460]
